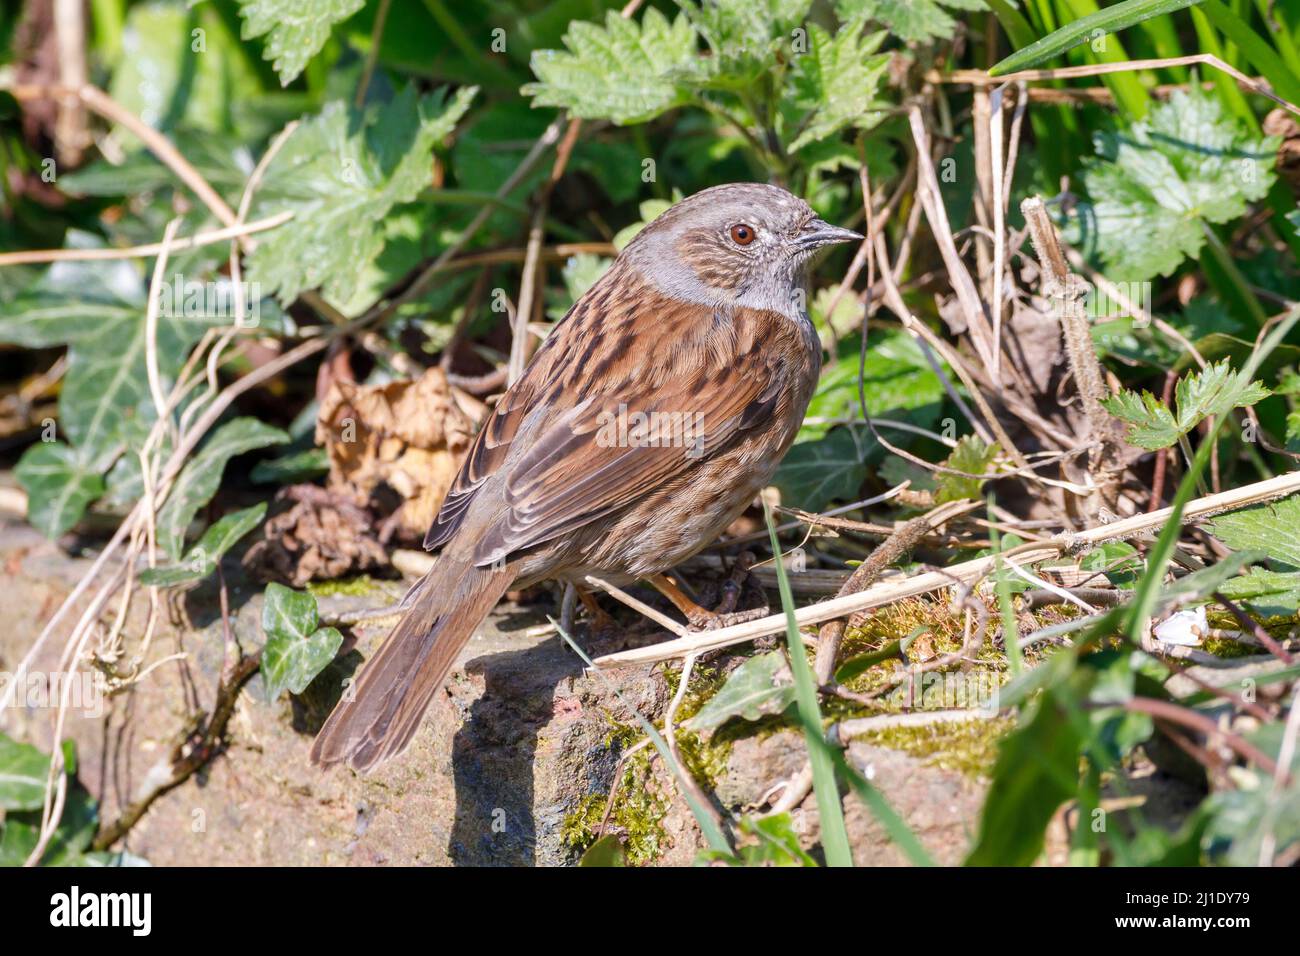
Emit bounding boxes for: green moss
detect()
[306,574,382,597]
[561,745,670,865]
[853,717,1014,778]
[1203,635,1257,659]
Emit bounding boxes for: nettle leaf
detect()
[836,0,987,43]
[139,503,268,587]
[786,24,888,152]
[686,651,795,731]
[935,435,999,503]
[250,85,477,306]
[1206,494,1300,570]
[523,9,703,124]
[1102,359,1270,450]
[682,0,812,84]
[260,583,344,701]
[774,426,867,511]
[156,419,288,561]
[238,0,364,86]
[1071,86,1279,280]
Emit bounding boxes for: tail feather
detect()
[311,558,511,772]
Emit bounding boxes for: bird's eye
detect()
[729,223,756,246]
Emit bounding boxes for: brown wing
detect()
[426,262,797,564]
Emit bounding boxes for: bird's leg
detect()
[649,556,765,631]
[575,584,618,633]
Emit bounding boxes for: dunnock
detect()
[313,182,860,770]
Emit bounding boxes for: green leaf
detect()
[686,651,795,731]
[935,435,999,503]
[682,0,812,85]
[249,85,477,307]
[1205,494,1300,570]
[990,0,1205,75]
[773,427,867,511]
[109,1,261,136]
[15,443,105,539]
[1214,567,1300,617]
[965,681,1088,866]
[250,447,329,485]
[1101,359,1270,450]
[699,813,819,866]
[140,503,268,587]
[0,732,55,811]
[578,833,627,867]
[1070,86,1279,280]
[237,0,364,86]
[260,583,344,701]
[837,0,988,43]
[156,418,288,561]
[523,9,703,125]
[1080,541,1144,588]
[786,24,889,152]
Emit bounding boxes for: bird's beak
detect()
[796,218,863,251]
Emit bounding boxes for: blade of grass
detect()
[552,620,733,856]
[990,0,1206,76]
[989,497,1024,677]
[986,0,1040,49]
[764,502,854,867]
[1200,0,1300,104]
[1059,0,1153,117]
[832,751,935,866]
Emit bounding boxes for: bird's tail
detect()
[310,557,511,772]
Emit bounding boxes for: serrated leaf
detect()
[786,24,889,152]
[1069,86,1279,280]
[139,503,268,587]
[249,85,477,307]
[1205,494,1300,570]
[523,9,703,125]
[238,0,364,86]
[682,0,812,84]
[686,651,795,731]
[935,435,1000,503]
[260,583,344,700]
[837,0,987,43]
[773,427,867,511]
[156,419,288,560]
[1215,567,1300,617]
[1102,359,1270,450]
[14,443,106,539]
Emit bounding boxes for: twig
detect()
[593,469,1300,666]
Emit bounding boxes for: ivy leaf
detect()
[1071,86,1280,280]
[1205,494,1300,570]
[14,443,106,539]
[786,24,889,152]
[836,0,988,43]
[260,584,344,701]
[523,9,703,125]
[139,503,268,587]
[935,435,1000,503]
[686,651,795,731]
[156,419,288,561]
[249,85,477,306]
[1101,359,1270,450]
[0,733,56,811]
[774,427,867,511]
[237,0,364,86]
[802,329,946,441]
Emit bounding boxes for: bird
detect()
[311,182,861,771]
